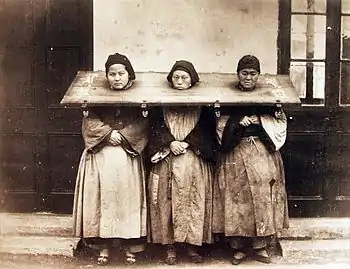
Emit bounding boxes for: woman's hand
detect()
[249,115,260,125]
[170,141,186,155]
[180,141,189,149]
[239,116,252,127]
[109,130,123,146]
[274,109,284,119]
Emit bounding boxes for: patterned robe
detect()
[72,107,148,239]
[147,106,217,246]
[213,106,289,237]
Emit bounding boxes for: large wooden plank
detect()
[60,71,301,106]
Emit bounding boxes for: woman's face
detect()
[171,70,192,90]
[238,68,259,90]
[107,64,129,90]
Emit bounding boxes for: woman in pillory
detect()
[214,55,289,265]
[72,53,148,266]
[147,60,217,265]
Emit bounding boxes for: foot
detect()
[165,245,177,265]
[125,250,136,265]
[231,251,246,265]
[165,255,177,265]
[189,253,203,263]
[187,246,203,264]
[97,248,109,266]
[253,248,272,264]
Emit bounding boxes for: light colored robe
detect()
[213,108,289,237]
[72,107,148,239]
[148,107,213,246]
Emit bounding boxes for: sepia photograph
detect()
[0,0,349,268]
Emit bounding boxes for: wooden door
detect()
[0,0,92,213]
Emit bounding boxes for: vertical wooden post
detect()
[277,0,291,75]
[305,0,315,102]
[325,0,341,108]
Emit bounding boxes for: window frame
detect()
[278,0,342,109]
[340,8,350,106]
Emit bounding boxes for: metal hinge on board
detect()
[214,100,220,118]
[275,99,283,119]
[141,101,148,118]
[81,101,89,117]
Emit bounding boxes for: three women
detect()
[72,53,289,266]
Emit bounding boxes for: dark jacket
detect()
[221,106,278,153]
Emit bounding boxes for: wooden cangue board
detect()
[60,71,301,106]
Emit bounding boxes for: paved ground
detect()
[0,244,349,269]
[0,253,349,269]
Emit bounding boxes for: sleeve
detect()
[81,108,113,151]
[147,107,175,158]
[184,107,218,162]
[118,115,149,155]
[220,113,246,153]
[260,109,287,151]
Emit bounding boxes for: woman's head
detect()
[167,60,199,90]
[105,53,135,90]
[236,55,260,91]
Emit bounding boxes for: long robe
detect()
[213,106,289,237]
[147,106,217,246]
[72,107,148,239]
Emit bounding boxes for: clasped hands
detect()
[109,130,123,146]
[170,141,189,155]
[239,115,260,127]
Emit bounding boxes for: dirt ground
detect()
[0,242,349,269]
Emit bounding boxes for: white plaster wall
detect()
[93,0,278,74]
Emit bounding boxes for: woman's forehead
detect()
[239,68,259,73]
[108,64,127,72]
[172,70,190,76]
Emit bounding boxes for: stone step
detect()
[280,217,350,239]
[1,213,349,239]
[0,235,80,257]
[0,213,71,237]
[280,239,350,258]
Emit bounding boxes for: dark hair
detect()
[105,53,136,80]
[167,60,199,86]
[237,55,260,73]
